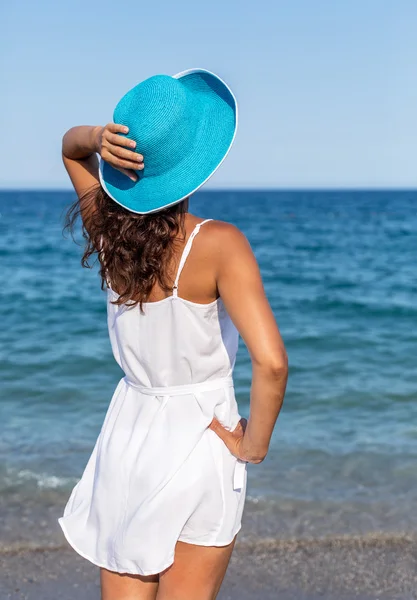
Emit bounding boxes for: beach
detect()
[1,189,417,599]
[2,532,417,599]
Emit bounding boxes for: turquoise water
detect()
[1,189,417,547]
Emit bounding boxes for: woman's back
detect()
[59,68,287,597]
[60,217,247,574]
[107,218,239,387]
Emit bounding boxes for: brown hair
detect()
[64,185,186,309]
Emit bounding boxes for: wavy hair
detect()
[64,185,186,310]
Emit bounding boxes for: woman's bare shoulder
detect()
[200,219,251,251]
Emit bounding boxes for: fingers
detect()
[103,124,138,154]
[108,144,144,165]
[101,146,140,171]
[209,417,246,437]
[105,123,129,135]
[101,146,143,172]
[209,417,228,439]
[209,417,238,449]
[106,131,137,149]
[101,123,144,178]
[117,167,138,182]
[209,417,250,462]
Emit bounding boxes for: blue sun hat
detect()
[99,68,238,214]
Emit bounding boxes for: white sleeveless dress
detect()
[58,219,247,575]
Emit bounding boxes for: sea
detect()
[1,189,417,551]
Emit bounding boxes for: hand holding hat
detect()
[96,123,144,182]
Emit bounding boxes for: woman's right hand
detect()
[95,123,144,182]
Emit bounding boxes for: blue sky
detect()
[1,0,416,189]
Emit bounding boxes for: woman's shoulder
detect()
[199,218,247,242]
[196,218,253,259]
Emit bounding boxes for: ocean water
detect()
[1,189,417,550]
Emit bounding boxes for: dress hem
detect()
[178,523,242,547]
[58,518,241,576]
[58,518,175,576]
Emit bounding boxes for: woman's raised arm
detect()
[62,124,144,224]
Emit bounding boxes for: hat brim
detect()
[99,69,238,214]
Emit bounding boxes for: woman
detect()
[59,69,288,600]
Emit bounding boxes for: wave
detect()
[1,467,77,491]
[2,531,416,556]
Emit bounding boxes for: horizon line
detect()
[1,186,417,193]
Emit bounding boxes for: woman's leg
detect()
[157,536,237,600]
[100,569,159,600]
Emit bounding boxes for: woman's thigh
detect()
[100,568,159,600]
[157,536,237,600]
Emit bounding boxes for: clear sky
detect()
[1,0,416,189]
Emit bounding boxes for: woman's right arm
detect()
[62,124,143,226]
[209,222,288,464]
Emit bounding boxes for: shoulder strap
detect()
[172,219,213,296]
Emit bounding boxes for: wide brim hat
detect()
[99,68,237,214]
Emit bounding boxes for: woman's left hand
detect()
[209,417,268,464]
[209,417,249,461]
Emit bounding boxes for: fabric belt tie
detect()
[128,376,233,396]
[124,375,247,491]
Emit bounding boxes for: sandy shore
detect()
[1,534,416,600]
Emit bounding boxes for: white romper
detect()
[58,219,247,575]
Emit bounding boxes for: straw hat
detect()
[99,68,238,214]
